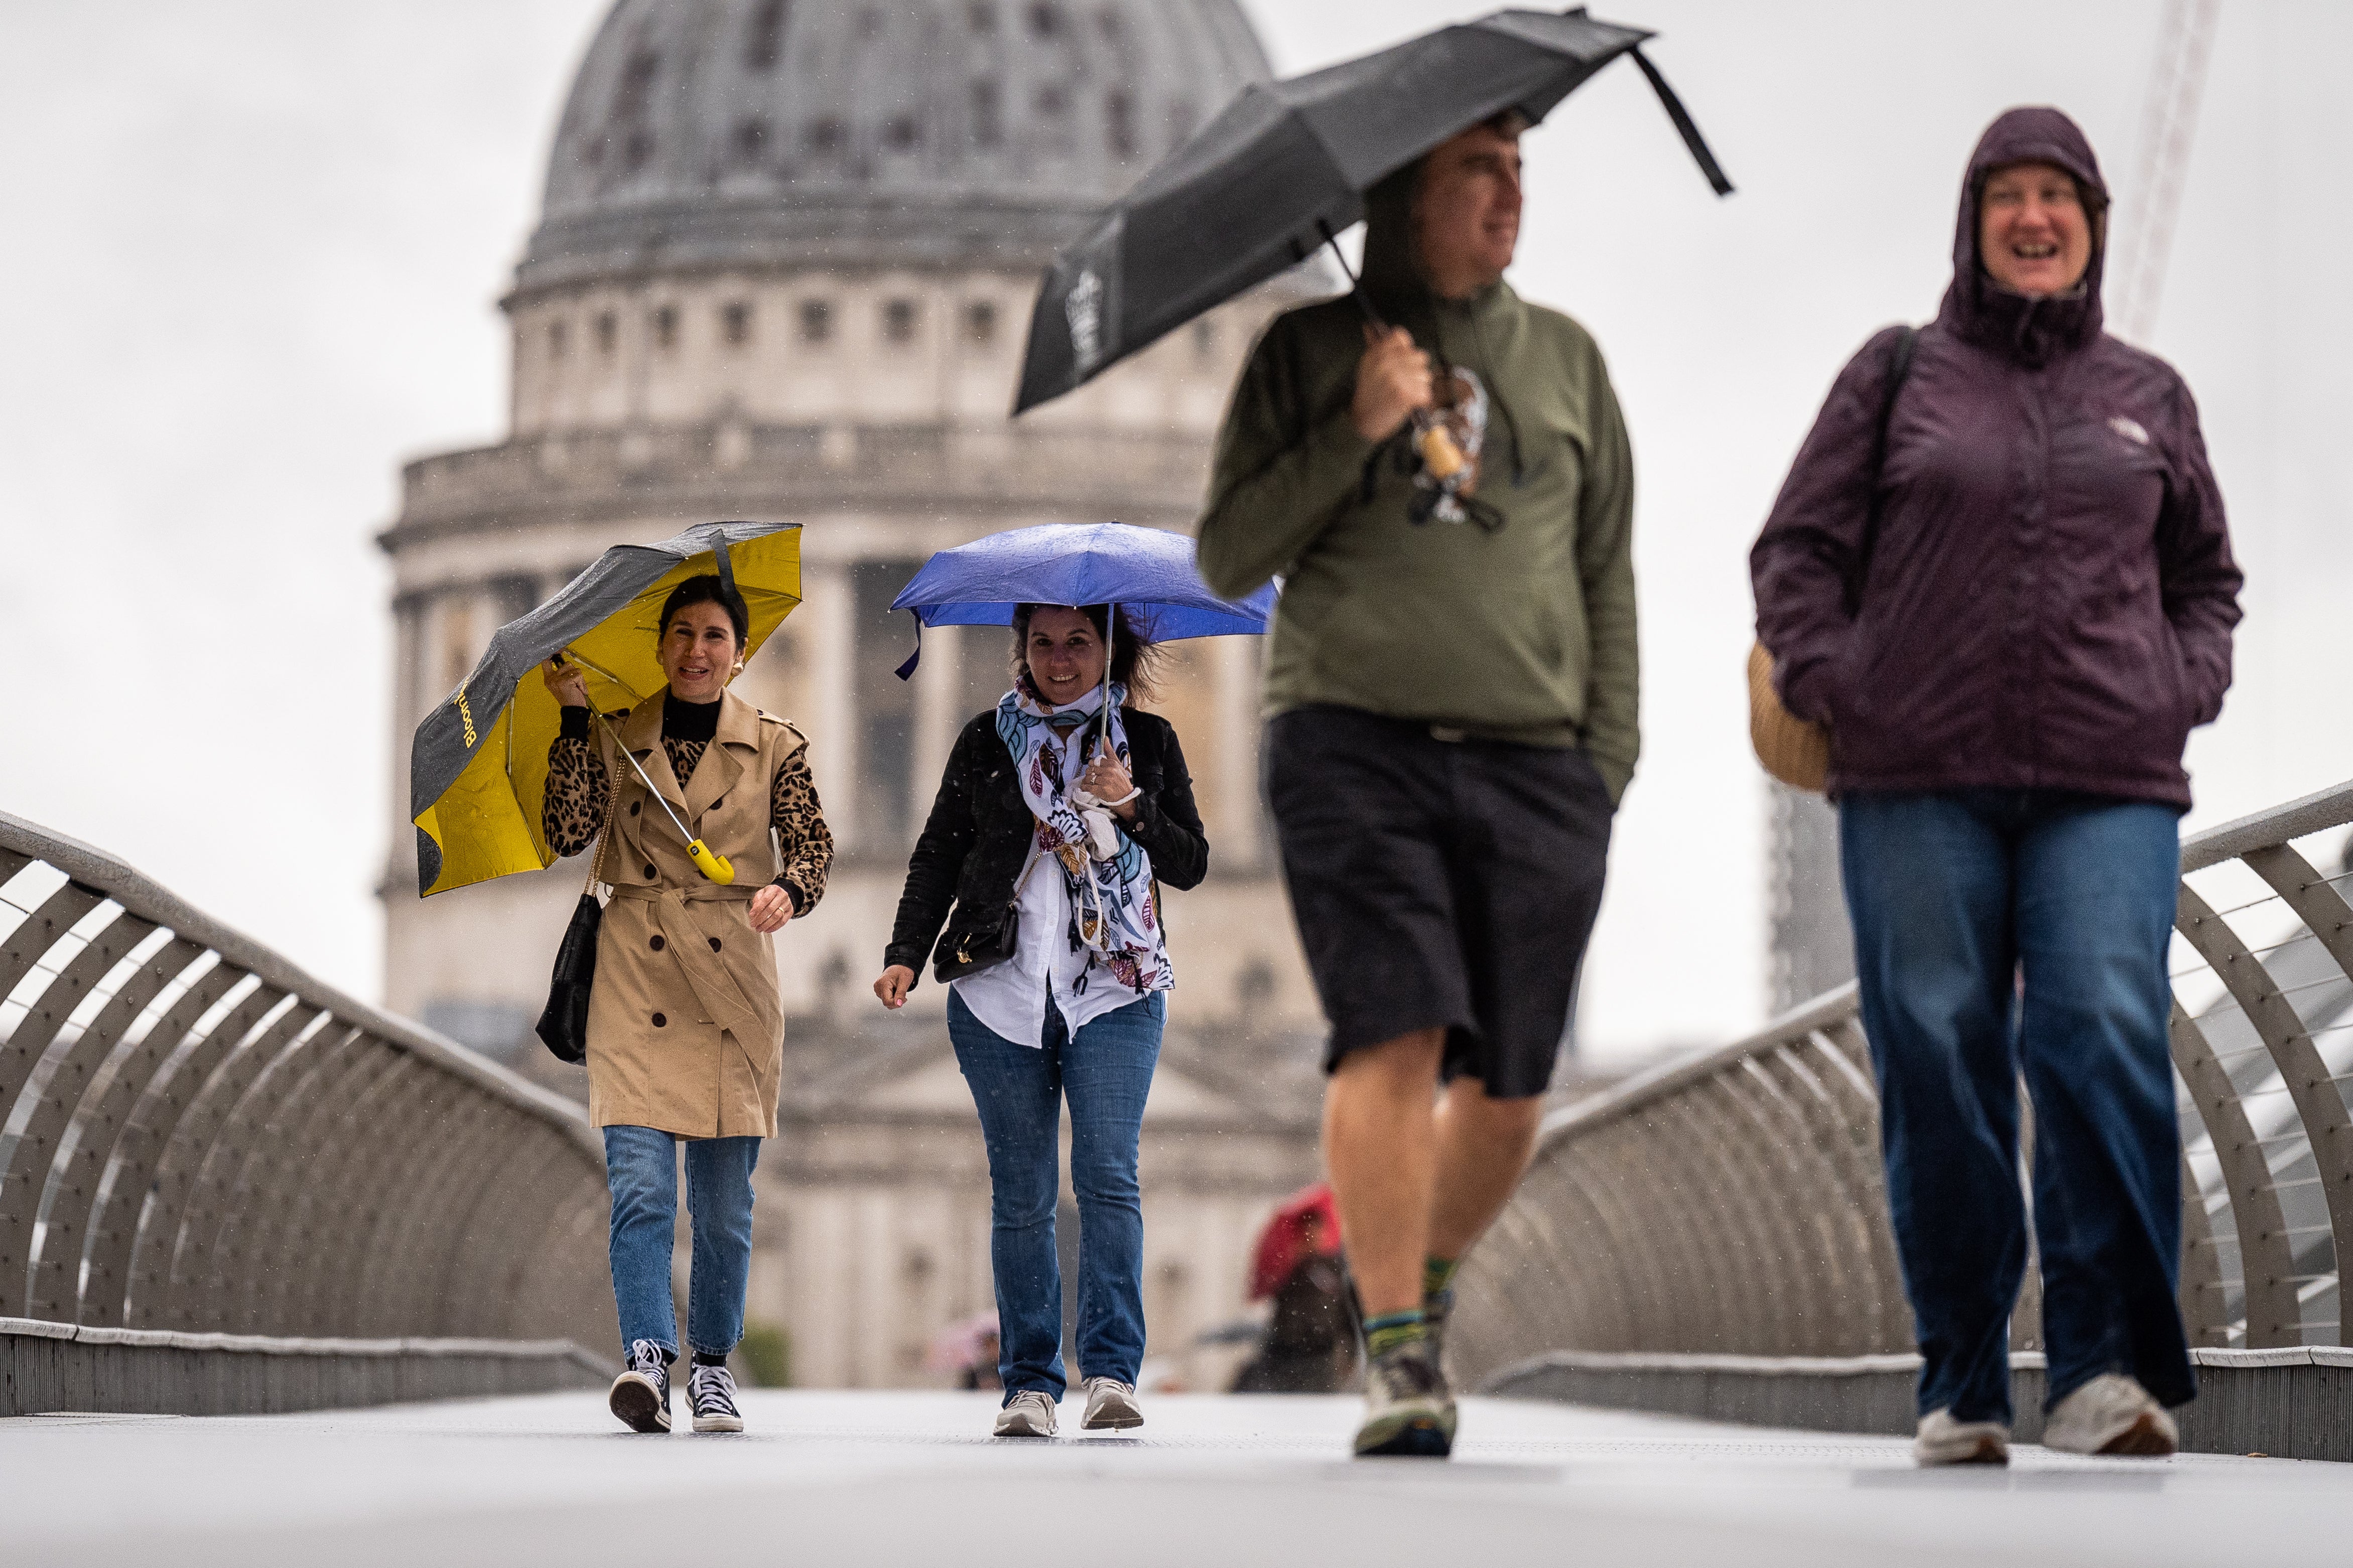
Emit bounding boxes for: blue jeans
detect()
[948,989,1164,1399]
[602,1125,760,1361]
[1841,790,2195,1423]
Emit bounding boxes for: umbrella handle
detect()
[686,841,737,886]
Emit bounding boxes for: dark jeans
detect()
[1840,789,2195,1423]
[948,989,1163,1399]
[602,1125,760,1361]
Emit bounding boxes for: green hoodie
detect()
[1196,186,1639,805]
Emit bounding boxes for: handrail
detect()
[1453,777,2353,1389]
[0,811,612,1351]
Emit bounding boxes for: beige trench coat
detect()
[586,690,805,1138]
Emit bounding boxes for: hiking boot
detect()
[609,1339,673,1434]
[687,1362,744,1434]
[993,1389,1059,1438]
[1080,1377,1143,1431]
[1353,1338,1455,1458]
[1914,1409,2010,1466]
[2042,1374,2178,1457]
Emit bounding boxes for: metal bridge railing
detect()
[1452,779,2353,1390]
[0,811,613,1354]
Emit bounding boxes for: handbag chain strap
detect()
[582,737,625,898]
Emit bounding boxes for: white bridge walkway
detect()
[14,1391,2349,1566]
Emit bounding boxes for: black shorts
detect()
[1265,705,1614,1100]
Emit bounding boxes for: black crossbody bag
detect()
[933,843,1044,984]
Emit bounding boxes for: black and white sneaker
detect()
[688,1362,745,1434]
[1354,1338,1455,1458]
[609,1339,673,1434]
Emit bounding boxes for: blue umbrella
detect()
[890,520,1275,748]
[892,521,1271,640]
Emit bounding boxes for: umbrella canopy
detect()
[410,520,802,897]
[1013,7,1730,414]
[1249,1182,1343,1302]
[887,521,1273,676]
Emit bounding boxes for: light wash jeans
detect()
[602,1124,760,1360]
[948,989,1164,1400]
[1841,789,2194,1423]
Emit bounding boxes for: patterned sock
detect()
[1423,1255,1462,1305]
[1363,1309,1426,1359]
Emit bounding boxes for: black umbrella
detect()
[1012,7,1730,415]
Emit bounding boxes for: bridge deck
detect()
[13,1391,2346,1565]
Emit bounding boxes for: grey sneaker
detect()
[993,1389,1059,1438]
[2043,1374,2177,1456]
[1353,1338,1455,1458]
[1080,1377,1143,1431]
[609,1339,672,1434]
[1914,1408,2010,1466]
[687,1362,744,1434]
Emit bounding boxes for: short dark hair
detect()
[658,574,749,649]
[1010,603,1161,704]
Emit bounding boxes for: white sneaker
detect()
[2042,1373,2178,1457]
[1080,1377,1143,1431]
[687,1362,744,1434]
[1914,1408,2010,1466]
[993,1389,1059,1438]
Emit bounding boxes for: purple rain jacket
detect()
[1751,107,2242,808]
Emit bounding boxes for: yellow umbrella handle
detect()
[687,841,736,885]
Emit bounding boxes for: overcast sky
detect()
[3,2,2347,1064]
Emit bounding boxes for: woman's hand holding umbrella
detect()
[1079,745,1137,824]
[541,656,590,708]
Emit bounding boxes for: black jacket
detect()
[884,707,1209,984]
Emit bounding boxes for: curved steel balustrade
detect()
[0,811,613,1351]
[1452,780,2353,1389]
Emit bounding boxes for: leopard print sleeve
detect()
[543,719,610,857]
[770,747,834,915]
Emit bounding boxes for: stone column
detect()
[800,561,856,849]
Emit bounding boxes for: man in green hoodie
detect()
[1198,117,1634,1459]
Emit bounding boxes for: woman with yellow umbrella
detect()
[412,521,829,1438]
[536,572,833,1437]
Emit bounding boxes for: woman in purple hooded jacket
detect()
[1752,107,2242,1466]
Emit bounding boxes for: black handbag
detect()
[535,761,623,1064]
[931,838,1044,984]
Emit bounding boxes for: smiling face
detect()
[1413,121,1523,300]
[1979,161,2093,298]
[1022,606,1107,708]
[659,601,742,702]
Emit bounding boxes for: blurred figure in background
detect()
[1232,1185,1358,1395]
[1752,106,2242,1468]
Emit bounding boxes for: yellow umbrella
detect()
[410,521,802,897]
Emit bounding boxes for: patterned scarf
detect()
[996,681,1173,999]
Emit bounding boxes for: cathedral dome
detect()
[518,0,1273,293]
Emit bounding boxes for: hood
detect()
[1937,106,2111,366]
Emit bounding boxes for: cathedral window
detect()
[798,300,833,344]
[884,114,921,154]
[806,116,846,158]
[970,80,1001,149]
[652,305,679,350]
[1106,90,1136,159]
[595,311,617,354]
[1028,2,1064,38]
[722,301,754,346]
[734,115,770,163]
[743,0,790,69]
[1036,84,1068,118]
[963,300,997,347]
[883,299,919,344]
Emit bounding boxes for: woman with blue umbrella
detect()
[872,523,1264,1438]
